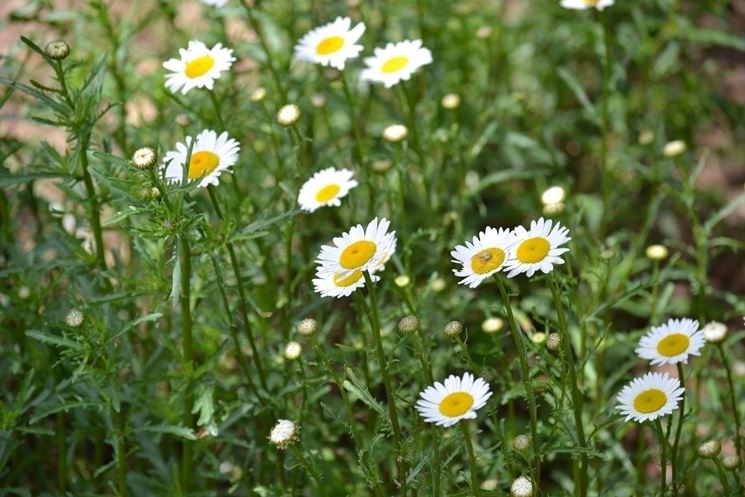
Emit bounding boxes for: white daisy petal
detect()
[635,318,705,366]
[162,129,240,188]
[561,0,615,10]
[162,40,235,95]
[415,372,492,427]
[616,372,684,423]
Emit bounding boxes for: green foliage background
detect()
[1,0,744,496]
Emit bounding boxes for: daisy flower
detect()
[616,372,684,423]
[560,0,614,10]
[294,17,366,70]
[313,270,380,299]
[451,227,514,288]
[415,372,492,427]
[635,318,705,366]
[503,218,571,278]
[315,218,397,279]
[360,39,433,88]
[163,40,235,95]
[163,129,240,188]
[298,167,358,213]
[200,0,228,6]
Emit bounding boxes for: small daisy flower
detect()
[635,318,705,366]
[201,0,228,6]
[360,39,433,88]
[616,372,685,423]
[503,218,571,278]
[451,227,514,288]
[163,129,240,188]
[163,41,235,95]
[298,167,358,213]
[415,372,492,427]
[561,0,615,10]
[313,269,380,299]
[294,16,366,70]
[316,218,397,279]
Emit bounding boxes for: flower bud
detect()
[481,317,503,334]
[383,124,408,143]
[702,321,727,344]
[250,87,267,103]
[663,140,686,157]
[541,186,566,206]
[441,93,461,110]
[645,244,669,261]
[512,434,531,452]
[531,332,547,344]
[510,476,533,497]
[398,315,420,334]
[131,147,158,170]
[722,454,740,470]
[697,440,721,459]
[45,40,70,60]
[277,104,300,126]
[284,341,302,360]
[65,308,84,327]
[444,320,463,338]
[297,318,318,337]
[546,332,561,351]
[395,275,410,287]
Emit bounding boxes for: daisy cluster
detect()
[615,318,707,423]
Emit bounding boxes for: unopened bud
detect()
[398,315,420,334]
[297,318,318,337]
[45,40,70,60]
[444,320,463,337]
[697,440,721,459]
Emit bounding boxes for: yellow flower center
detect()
[188,151,220,180]
[185,55,215,78]
[633,388,667,414]
[381,56,409,74]
[516,237,551,264]
[340,240,377,269]
[315,184,341,202]
[583,0,599,5]
[333,270,363,287]
[470,247,505,275]
[656,333,690,357]
[438,392,475,417]
[316,36,345,55]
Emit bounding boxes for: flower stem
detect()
[548,278,587,497]
[460,421,481,497]
[207,186,268,391]
[178,235,195,494]
[494,276,541,489]
[717,344,743,460]
[115,407,127,497]
[362,271,407,497]
[671,363,686,495]
[80,133,107,275]
[240,1,286,100]
[653,419,667,497]
[292,445,329,497]
[209,90,226,130]
[712,457,731,495]
[339,71,368,167]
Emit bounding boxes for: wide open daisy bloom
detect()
[313,270,380,299]
[616,372,684,423]
[163,41,235,95]
[560,0,614,10]
[298,167,358,213]
[294,17,366,70]
[163,129,240,188]
[316,218,397,279]
[360,39,432,88]
[503,218,570,278]
[415,372,492,427]
[451,227,515,288]
[635,318,705,366]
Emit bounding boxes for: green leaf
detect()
[30,401,102,424]
[106,312,163,343]
[558,67,599,122]
[25,329,83,351]
[0,77,66,114]
[0,172,69,187]
[343,367,384,416]
[136,424,196,440]
[679,27,745,51]
[103,206,143,226]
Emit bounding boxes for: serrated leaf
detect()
[25,329,83,351]
[343,367,384,416]
[103,206,142,226]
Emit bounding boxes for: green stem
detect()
[339,71,368,167]
[80,134,107,274]
[179,236,195,493]
[549,278,587,497]
[241,1,286,99]
[494,276,541,489]
[361,271,407,497]
[207,186,268,391]
[717,344,742,459]
[57,413,66,494]
[712,458,731,495]
[411,330,440,496]
[671,363,686,495]
[209,90,226,130]
[115,408,127,497]
[460,422,481,497]
[654,419,667,497]
[291,445,329,497]
[597,10,612,237]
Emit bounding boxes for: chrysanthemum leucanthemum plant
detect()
[3,3,744,497]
